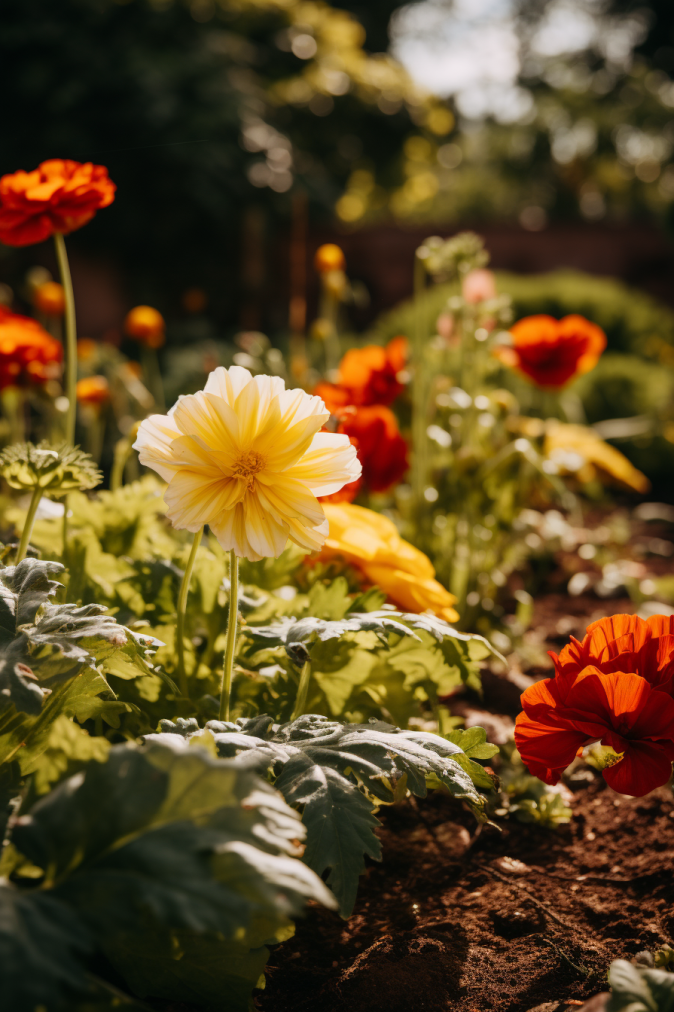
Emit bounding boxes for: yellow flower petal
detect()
[134,366,361,560]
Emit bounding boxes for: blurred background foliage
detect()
[2,0,674,330]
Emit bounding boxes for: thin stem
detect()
[61,494,69,564]
[53,233,77,445]
[16,486,43,564]
[219,550,239,721]
[176,527,203,697]
[142,344,165,412]
[110,435,132,491]
[290,659,312,721]
[411,252,427,513]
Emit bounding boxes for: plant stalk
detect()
[53,233,77,445]
[219,550,239,721]
[176,526,203,696]
[290,659,312,721]
[16,485,43,564]
[142,344,165,412]
[411,252,428,513]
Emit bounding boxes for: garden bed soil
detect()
[258,778,674,1012]
[258,591,674,1012]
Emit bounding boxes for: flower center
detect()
[232,450,266,489]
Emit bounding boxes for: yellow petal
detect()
[286,432,361,496]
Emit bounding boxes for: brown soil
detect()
[258,587,674,1012]
[258,779,674,1012]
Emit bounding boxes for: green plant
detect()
[148,712,496,917]
[606,958,674,1011]
[1,738,334,1011]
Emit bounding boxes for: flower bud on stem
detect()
[219,550,239,721]
[176,526,203,697]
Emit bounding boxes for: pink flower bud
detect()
[462,268,497,304]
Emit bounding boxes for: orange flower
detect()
[0,311,62,388]
[0,160,116,247]
[76,375,110,406]
[33,281,65,316]
[124,305,165,349]
[550,614,674,695]
[515,667,674,796]
[316,336,408,410]
[317,502,459,622]
[336,404,408,493]
[494,314,606,388]
[314,243,345,273]
[77,338,98,362]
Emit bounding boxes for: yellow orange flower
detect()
[124,305,165,349]
[133,366,361,561]
[544,422,650,493]
[0,310,62,388]
[316,502,459,622]
[33,281,65,316]
[0,159,116,247]
[76,375,110,406]
[314,243,345,273]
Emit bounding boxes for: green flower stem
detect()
[290,659,312,721]
[16,485,43,564]
[54,233,77,446]
[219,550,239,721]
[411,251,427,512]
[110,436,131,491]
[142,344,165,412]
[61,494,69,564]
[176,526,203,697]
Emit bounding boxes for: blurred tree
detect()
[0,0,445,325]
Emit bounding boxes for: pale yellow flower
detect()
[133,366,361,561]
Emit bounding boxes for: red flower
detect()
[0,160,116,247]
[494,314,606,388]
[316,336,408,411]
[337,405,409,493]
[0,311,62,388]
[515,667,674,796]
[550,614,674,696]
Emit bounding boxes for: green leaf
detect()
[163,713,495,917]
[103,927,272,1012]
[0,557,63,643]
[8,741,335,1011]
[275,753,382,918]
[445,726,500,760]
[607,958,674,1011]
[0,882,92,1012]
[22,713,110,794]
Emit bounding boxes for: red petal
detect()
[602,739,674,796]
[514,713,587,770]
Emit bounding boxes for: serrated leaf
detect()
[8,741,335,1011]
[22,714,110,795]
[607,959,663,1011]
[161,713,495,917]
[276,754,382,918]
[0,558,63,643]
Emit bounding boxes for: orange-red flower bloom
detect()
[316,336,408,411]
[336,404,409,493]
[550,614,674,695]
[0,311,62,388]
[0,160,116,247]
[76,375,110,406]
[33,281,65,316]
[494,314,606,388]
[515,666,674,796]
[124,305,165,349]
